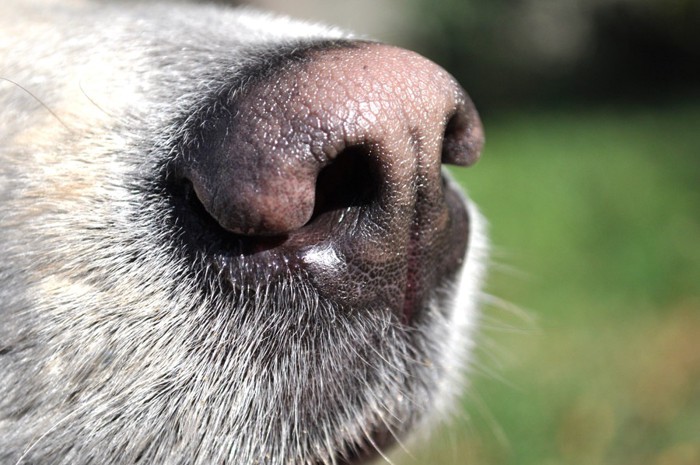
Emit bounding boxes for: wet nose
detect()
[182,41,484,237]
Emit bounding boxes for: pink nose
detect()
[182,41,484,236]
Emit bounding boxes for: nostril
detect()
[310,146,379,224]
[169,145,380,258]
[441,102,485,167]
[171,177,288,256]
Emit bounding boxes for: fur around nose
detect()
[185,42,484,236]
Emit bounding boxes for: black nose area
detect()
[175,41,483,320]
[182,42,483,237]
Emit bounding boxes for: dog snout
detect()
[172,41,483,320]
[182,42,483,238]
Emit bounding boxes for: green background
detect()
[389,1,700,463]
[391,104,700,465]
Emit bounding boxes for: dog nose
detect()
[184,42,483,236]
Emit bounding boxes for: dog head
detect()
[0,2,487,464]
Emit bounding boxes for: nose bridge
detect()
[287,43,471,196]
[286,43,461,156]
[184,42,483,236]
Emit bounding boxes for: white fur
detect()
[0,2,488,464]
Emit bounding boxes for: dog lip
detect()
[329,425,399,465]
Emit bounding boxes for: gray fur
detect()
[0,1,488,464]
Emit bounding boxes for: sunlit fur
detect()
[0,1,488,464]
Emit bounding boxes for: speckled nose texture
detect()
[184,42,483,236]
[178,41,483,322]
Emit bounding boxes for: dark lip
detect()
[324,427,398,465]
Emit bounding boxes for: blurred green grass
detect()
[394,102,700,465]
